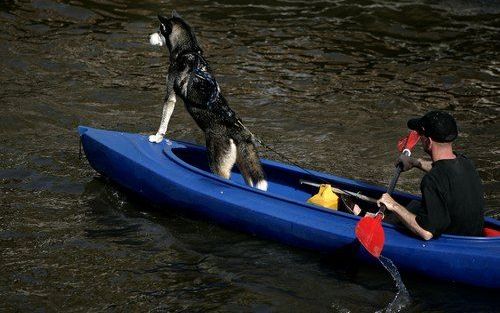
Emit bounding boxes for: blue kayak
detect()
[78,126,500,288]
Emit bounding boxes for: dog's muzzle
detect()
[149,32,166,46]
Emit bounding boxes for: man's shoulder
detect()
[421,161,452,189]
[456,153,477,167]
[454,152,472,163]
[422,153,481,188]
[431,153,474,172]
[421,170,441,189]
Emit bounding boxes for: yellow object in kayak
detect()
[307,184,339,210]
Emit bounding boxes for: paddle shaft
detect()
[300,180,378,203]
[378,149,411,214]
[387,165,403,195]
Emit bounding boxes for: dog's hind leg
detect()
[236,141,268,191]
[206,133,237,180]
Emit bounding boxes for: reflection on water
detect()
[1,0,498,311]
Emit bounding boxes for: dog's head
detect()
[149,10,200,56]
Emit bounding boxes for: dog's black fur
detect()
[148,11,267,190]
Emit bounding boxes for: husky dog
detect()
[148,11,267,191]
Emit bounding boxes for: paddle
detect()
[300,180,378,204]
[355,130,421,258]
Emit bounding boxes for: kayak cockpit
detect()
[169,144,315,203]
[166,142,412,213]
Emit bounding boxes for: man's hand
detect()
[396,155,421,172]
[378,193,398,211]
[364,211,378,218]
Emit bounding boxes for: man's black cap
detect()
[407,111,458,143]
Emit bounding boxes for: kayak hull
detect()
[78,126,500,288]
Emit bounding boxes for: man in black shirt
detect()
[378,111,485,240]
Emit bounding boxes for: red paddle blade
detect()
[397,130,420,153]
[405,130,420,150]
[355,215,385,258]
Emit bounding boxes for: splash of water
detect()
[376,255,411,313]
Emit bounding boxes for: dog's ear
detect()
[157,14,169,24]
[171,10,182,19]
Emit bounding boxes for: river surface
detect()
[1,0,499,312]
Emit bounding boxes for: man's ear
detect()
[158,14,169,24]
[172,10,182,19]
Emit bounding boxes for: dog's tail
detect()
[236,140,268,191]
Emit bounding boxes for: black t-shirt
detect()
[414,154,485,237]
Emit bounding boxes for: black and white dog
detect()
[148,11,267,191]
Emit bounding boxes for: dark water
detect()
[1,0,499,311]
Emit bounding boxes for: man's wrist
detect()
[386,201,400,212]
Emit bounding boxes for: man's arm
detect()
[378,193,434,240]
[398,155,432,173]
[416,158,433,172]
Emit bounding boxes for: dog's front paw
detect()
[148,134,164,143]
